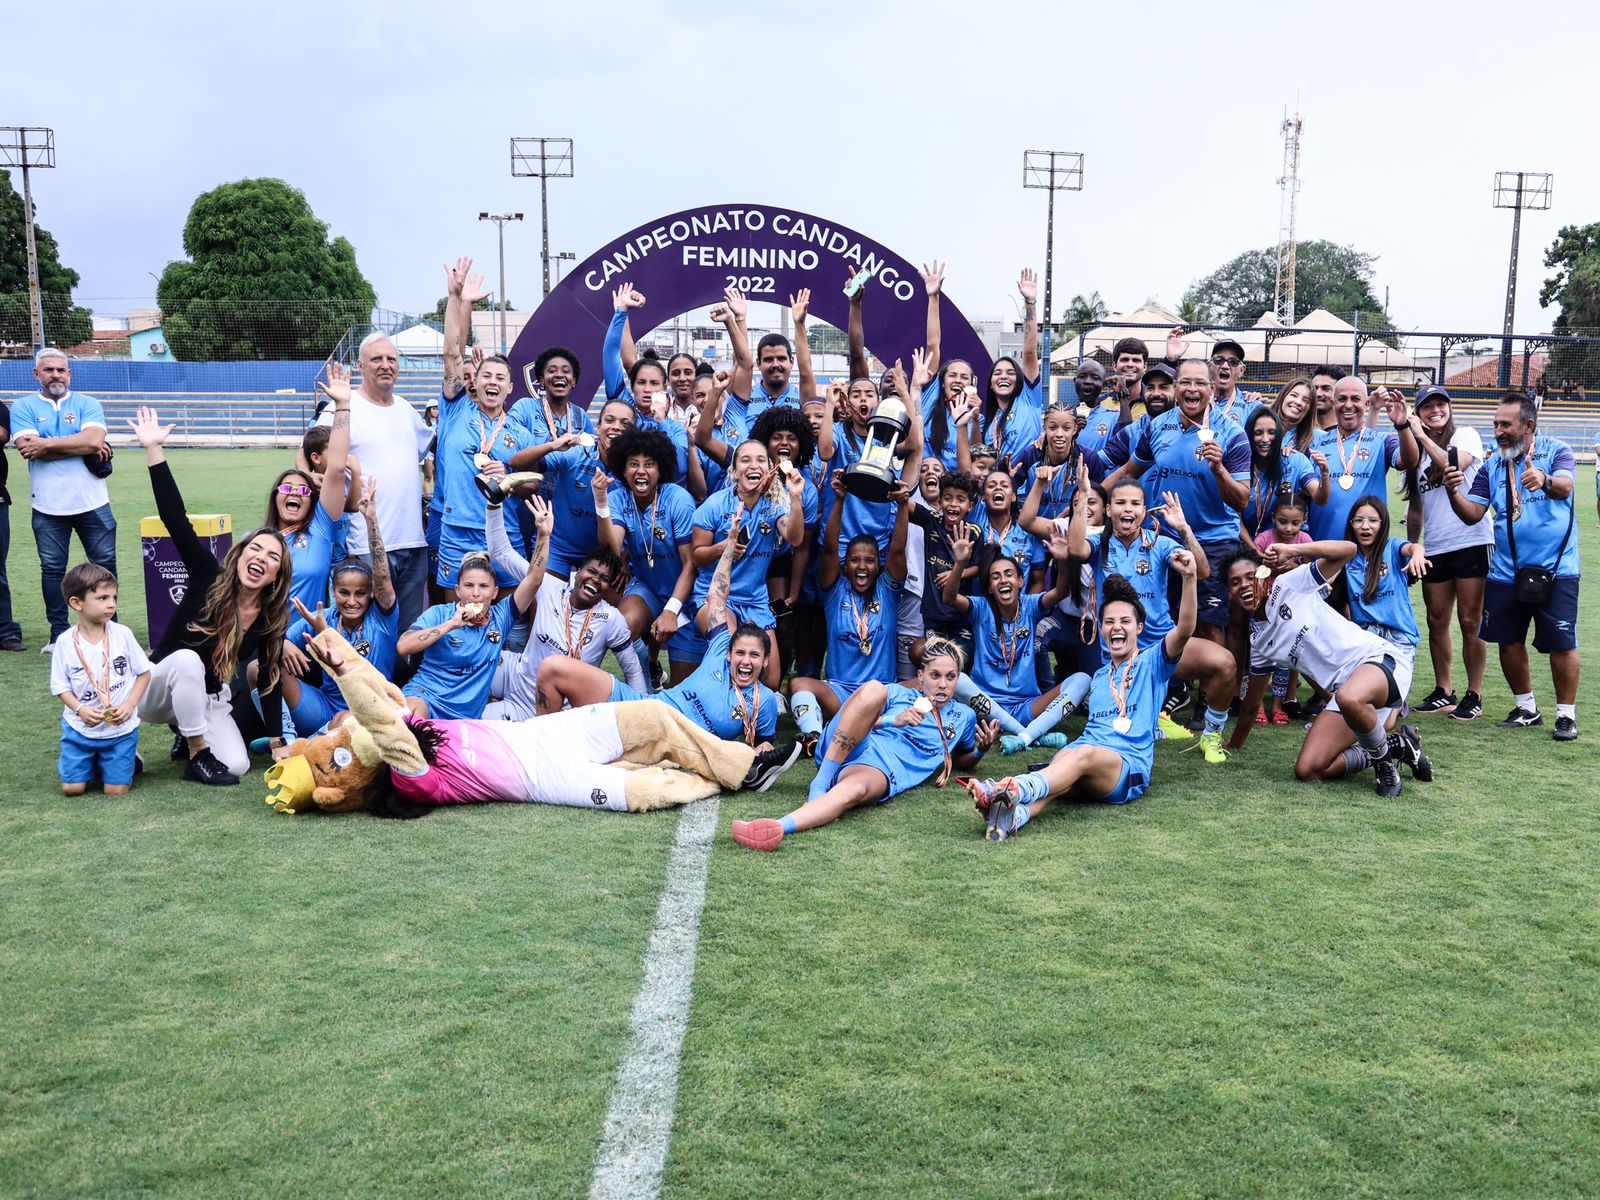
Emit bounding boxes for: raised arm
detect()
[942,521,974,614]
[846,273,869,382]
[314,363,352,519]
[128,407,213,580]
[886,483,912,582]
[441,257,484,401]
[1381,389,1420,471]
[1018,268,1039,382]
[791,289,817,401]
[1262,537,1356,581]
[605,285,646,402]
[357,477,397,612]
[1162,548,1199,660]
[1065,458,1092,558]
[779,464,806,548]
[511,495,554,614]
[700,507,742,636]
[695,370,735,467]
[714,287,752,401]
[818,473,848,589]
[921,260,945,378]
[486,495,532,581]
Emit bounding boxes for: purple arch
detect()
[508,202,993,400]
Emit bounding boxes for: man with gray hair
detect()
[10,349,117,648]
[315,332,432,631]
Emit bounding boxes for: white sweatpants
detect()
[137,649,251,776]
[496,704,631,811]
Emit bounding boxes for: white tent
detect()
[392,322,445,357]
[1265,308,1414,373]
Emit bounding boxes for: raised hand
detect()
[827,379,849,419]
[1157,489,1190,535]
[911,345,933,390]
[127,405,173,448]
[1166,325,1189,360]
[357,476,377,520]
[783,461,806,501]
[1046,529,1073,560]
[292,597,331,633]
[444,256,473,296]
[711,369,732,395]
[612,282,646,312]
[1385,390,1410,428]
[974,719,1001,750]
[888,359,908,401]
[831,469,850,499]
[1170,547,1197,578]
[789,288,811,325]
[1521,459,1546,491]
[461,273,490,307]
[920,260,945,296]
[317,361,352,407]
[527,493,555,537]
[470,344,485,375]
[722,286,748,322]
[590,468,612,506]
[951,523,974,563]
[1018,268,1038,306]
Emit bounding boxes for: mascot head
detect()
[263,719,388,814]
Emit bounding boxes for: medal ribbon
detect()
[476,409,508,459]
[847,592,872,652]
[930,698,953,787]
[1333,428,1362,481]
[562,592,598,659]
[72,631,113,711]
[1107,647,1140,731]
[736,683,761,747]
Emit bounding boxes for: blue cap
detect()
[1414,384,1451,406]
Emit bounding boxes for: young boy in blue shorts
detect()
[49,563,152,795]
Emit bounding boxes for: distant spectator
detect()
[316,333,433,633]
[10,349,117,649]
[0,398,21,650]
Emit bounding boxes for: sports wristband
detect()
[595,505,611,520]
[665,597,684,616]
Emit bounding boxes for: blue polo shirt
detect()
[1129,408,1251,543]
[1305,427,1402,541]
[1466,438,1580,580]
[9,390,110,516]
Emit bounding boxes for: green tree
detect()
[1060,291,1108,330]
[1539,222,1600,388]
[157,178,375,360]
[424,293,508,346]
[0,168,92,349]
[1182,240,1396,332]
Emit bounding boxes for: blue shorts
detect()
[1481,576,1580,653]
[995,694,1038,725]
[820,679,865,709]
[436,524,521,588]
[425,505,442,550]
[609,679,646,703]
[58,722,139,787]
[1067,740,1148,805]
[625,578,664,612]
[1195,539,1239,629]
[287,682,338,738]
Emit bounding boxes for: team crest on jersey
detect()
[1279,603,1293,621]
[112,656,128,675]
[64,411,77,425]
[292,532,310,550]
[1357,446,1372,462]
[758,520,773,535]
[868,600,881,614]
[503,433,516,449]
[487,629,502,644]
[590,788,607,806]
[1377,561,1389,577]
[1135,559,1152,576]
[651,524,667,542]
[352,638,372,656]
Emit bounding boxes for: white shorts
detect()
[495,703,630,812]
[1326,644,1416,726]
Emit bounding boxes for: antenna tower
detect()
[1273,111,1303,323]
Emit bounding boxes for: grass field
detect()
[3,449,1598,1198]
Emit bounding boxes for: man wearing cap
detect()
[10,348,117,649]
[1208,337,1258,424]
[1443,391,1581,741]
[1092,363,1176,484]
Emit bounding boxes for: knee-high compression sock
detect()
[1020,676,1088,744]
[1358,723,1390,763]
[1338,746,1371,777]
[809,755,842,801]
[790,687,824,739]
[957,673,1026,736]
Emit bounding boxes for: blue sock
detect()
[791,688,824,738]
[1203,706,1229,734]
[1021,691,1071,745]
[632,638,651,688]
[957,673,1026,736]
[809,755,842,800]
[1016,771,1050,806]
[780,814,797,835]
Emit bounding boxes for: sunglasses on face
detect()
[276,483,312,497]
[1211,355,1242,367]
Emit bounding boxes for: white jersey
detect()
[500,575,638,715]
[1247,562,1395,692]
[50,621,153,739]
[1416,425,1493,555]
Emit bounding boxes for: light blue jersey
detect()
[1076,402,1124,459]
[609,481,695,607]
[1130,408,1251,542]
[402,598,518,719]
[691,488,795,620]
[967,592,1044,708]
[289,602,400,713]
[1466,437,1580,581]
[1305,427,1402,541]
[827,422,897,555]
[1240,450,1317,539]
[602,311,690,477]
[434,396,529,543]
[661,627,778,742]
[1345,537,1420,647]
[1085,529,1180,646]
[283,504,339,609]
[541,442,609,570]
[974,511,1044,580]
[820,683,977,801]
[824,573,901,688]
[1078,642,1181,794]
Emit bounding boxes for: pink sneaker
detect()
[731,818,785,852]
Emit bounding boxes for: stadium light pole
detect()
[510,137,575,301]
[478,211,523,354]
[553,251,575,285]
[1492,170,1552,389]
[1023,149,1084,401]
[0,126,57,349]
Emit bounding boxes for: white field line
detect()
[589,795,719,1200]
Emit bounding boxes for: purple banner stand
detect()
[508,202,993,398]
[140,514,231,649]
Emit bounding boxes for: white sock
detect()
[1557,703,1576,720]
[1515,691,1538,713]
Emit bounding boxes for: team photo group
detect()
[10,254,1583,842]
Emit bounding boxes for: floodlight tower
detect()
[1022,149,1084,394]
[1492,170,1553,388]
[478,212,523,354]
[510,137,574,301]
[0,126,57,349]
[1273,112,1303,324]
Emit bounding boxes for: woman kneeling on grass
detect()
[1222,542,1430,798]
[730,638,1001,852]
[965,552,1199,842]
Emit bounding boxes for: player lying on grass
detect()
[730,637,1001,852]
[963,551,1200,842]
[1223,541,1430,797]
[262,623,799,817]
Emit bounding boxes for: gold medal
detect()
[473,452,491,471]
[1338,473,1355,490]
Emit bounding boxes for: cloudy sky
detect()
[9,0,1596,337]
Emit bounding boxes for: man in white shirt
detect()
[10,349,117,647]
[316,333,432,632]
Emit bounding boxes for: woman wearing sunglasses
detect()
[265,363,352,608]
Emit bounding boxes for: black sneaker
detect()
[741,741,802,793]
[1449,691,1483,721]
[169,726,191,762]
[133,751,145,777]
[1389,725,1433,782]
[0,638,24,652]
[1553,716,1578,742]
[1497,706,1543,729]
[1373,754,1403,798]
[1416,687,1457,713]
[798,732,819,760]
[182,748,240,787]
